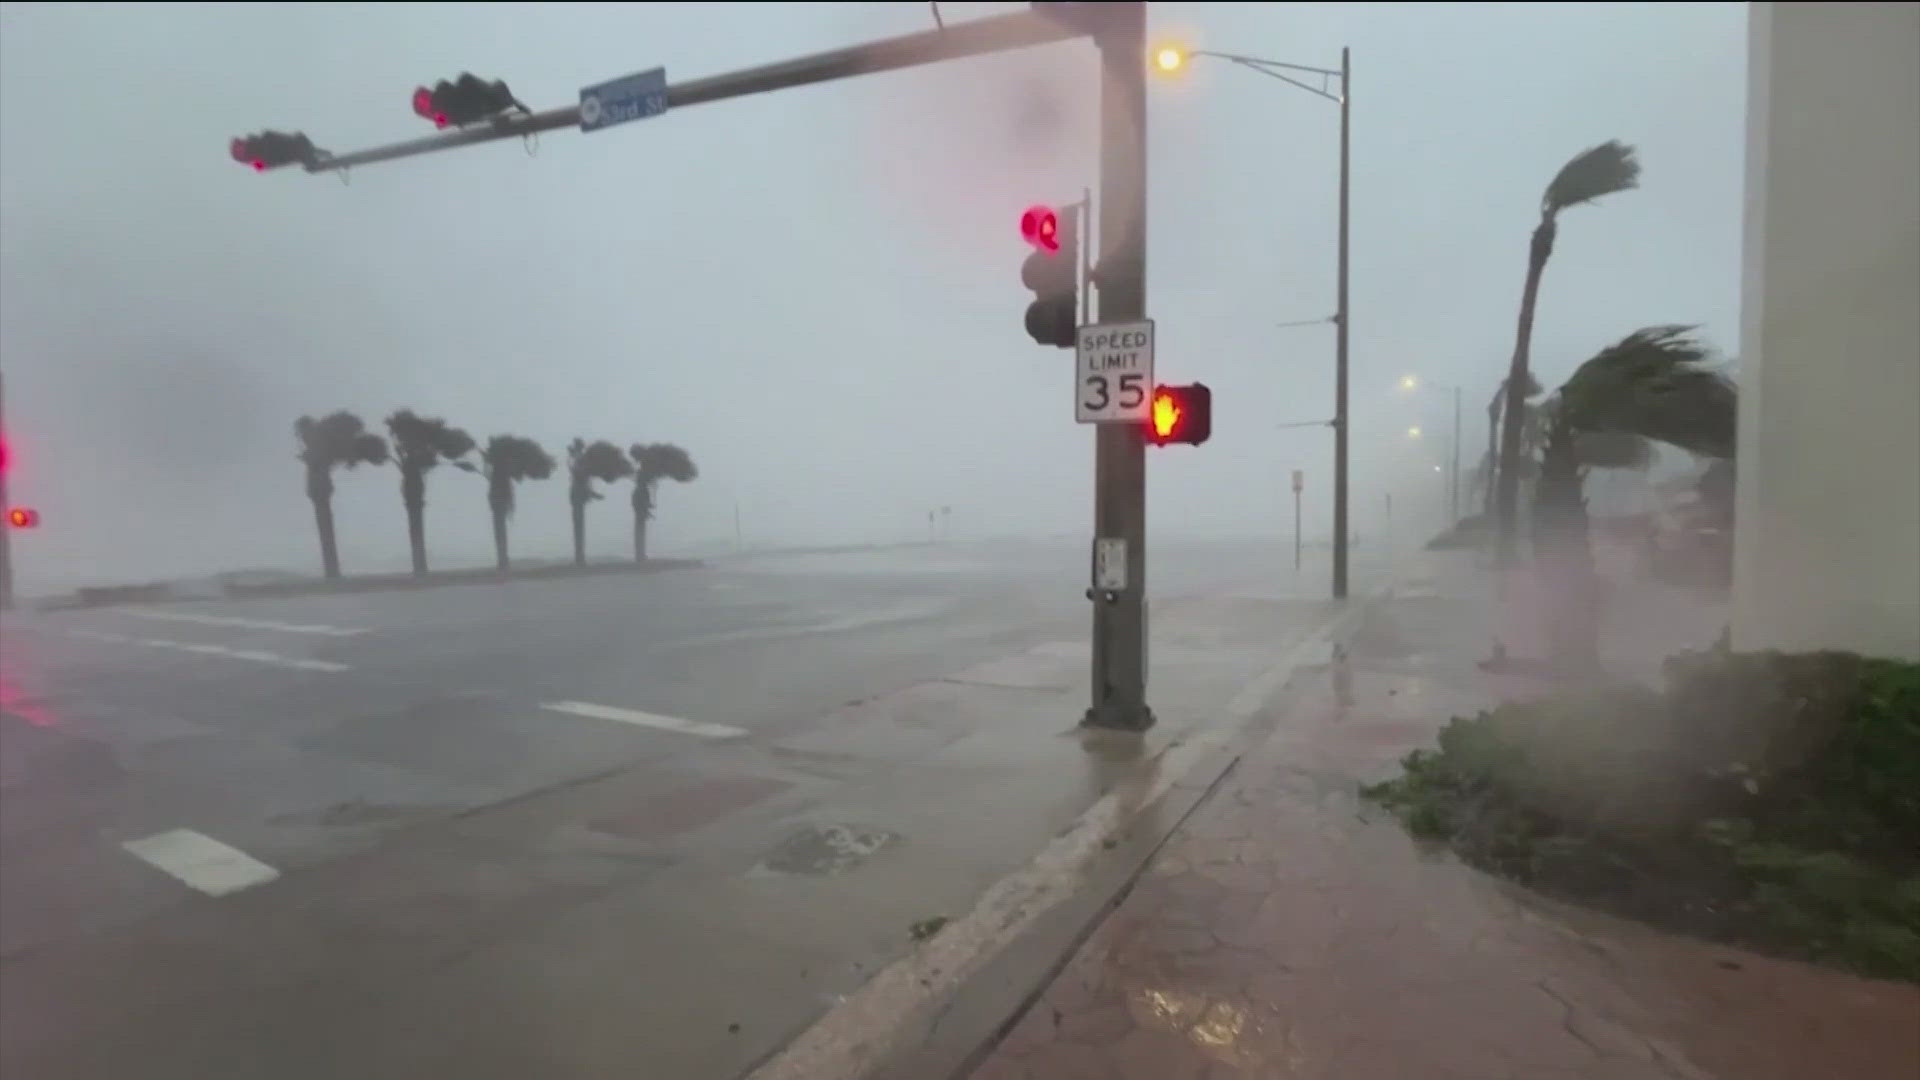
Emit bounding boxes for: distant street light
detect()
[1154,46,1185,73]
[1407,426,1423,439]
[1398,374,1463,524]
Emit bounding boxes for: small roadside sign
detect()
[580,68,668,133]
[1092,537,1127,591]
[1292,470,1304,494]
[1075,319,1155,423]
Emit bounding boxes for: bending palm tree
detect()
[386,409,475,576]
[1533,325,1735,668]
[294,411,387,579]
[1494,140,1642,565]
[1481,371,1542,521]
[566,438,632,566]
[627,442,698,563]
[478,435,555,571]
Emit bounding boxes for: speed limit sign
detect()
[1075,319,1155,423]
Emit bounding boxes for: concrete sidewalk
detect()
[967,554,1920,1080]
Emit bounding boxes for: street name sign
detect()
[1075,319,1154,423]
[580,68,669,133]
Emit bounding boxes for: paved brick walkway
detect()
[968,561,1920,1080]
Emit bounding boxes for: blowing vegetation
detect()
[1370,138,1917,983]
[290,410,696,578]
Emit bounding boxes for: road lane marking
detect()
[122,609,370,637]
[66,629,349,672]
[121,829,281,897]
[540,700,747,739]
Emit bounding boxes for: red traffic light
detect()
[229,137,265,172]
[412,86,449,128]
[6,507,39,529]
[1020,205,1061,254]
[1146,383,1213,446]
[228,131,320,172]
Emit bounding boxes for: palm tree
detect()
[478,435,555,571]
[1532,325,1736,668]
[385,409,475,576]
[566,438,632,566]
[294,411,388,579]
[1493,140,1642,565]
[627,442,698,563]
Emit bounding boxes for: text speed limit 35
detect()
[1075,319,1155,423]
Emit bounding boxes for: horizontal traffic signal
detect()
[228,131,321,172]
[6,507,39,529]
[411,73,527,129]
[1147,383,1212,446]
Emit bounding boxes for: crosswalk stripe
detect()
[540,700,747,739]
[121,829,281,897]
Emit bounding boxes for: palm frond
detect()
[1556,325,1736,459]
[629,442,698,484]
[1541,140,1640,217]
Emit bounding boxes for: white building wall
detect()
[1733,2,1920,659]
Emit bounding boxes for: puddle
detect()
[758,823,901,876]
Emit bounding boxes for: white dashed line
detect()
[121,829,281,897]
[121,609,369,637]
[540,700,747,739]
[67,629,349,672]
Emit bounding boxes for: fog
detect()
[0,1,1746,595]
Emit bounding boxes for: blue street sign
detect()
[579,67,668,133]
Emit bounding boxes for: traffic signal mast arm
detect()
[287,9,1086,176]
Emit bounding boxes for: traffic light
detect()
[1146,383,1212,446]
[6,507,39,529]
[412,73,527,129]
[228,131,321,172]
[1020,204,1078,348]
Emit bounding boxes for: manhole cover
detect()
[760,823,900,876]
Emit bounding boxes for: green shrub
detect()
[1365,650,1920,982]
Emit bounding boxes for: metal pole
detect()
[297,11,1082,176]
[1293,487,1302,572]
[1331,46,1351,600]
[1084,4,1152,732]
[0,368,12,611]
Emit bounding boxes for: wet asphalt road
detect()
[0,536,1379,1079]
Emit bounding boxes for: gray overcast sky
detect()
[0,1,1747,592]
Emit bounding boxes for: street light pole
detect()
[1162,45,1351,599]
[1333,46,1351,599]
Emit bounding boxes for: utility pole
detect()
[1085,2,1152,731]
[1293,488,1302,572]
[1332,46,1352,599]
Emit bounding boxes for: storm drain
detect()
[759,823,900,876]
